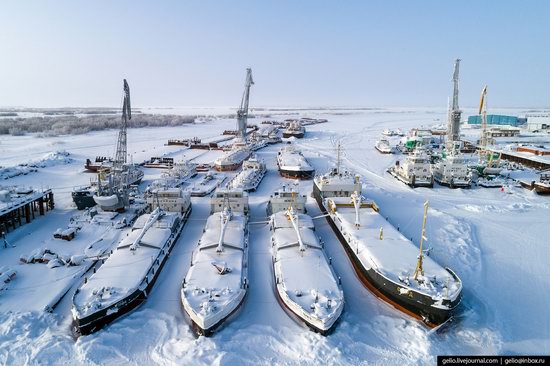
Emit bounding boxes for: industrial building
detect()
[526,113,550,132]
[467,114,525,127]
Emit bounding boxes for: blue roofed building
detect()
[467,114,525,127]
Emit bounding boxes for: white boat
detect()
[181,189,249,336]
[388,147,434,187]
[432,151,471,188]
[277,145,314,179]
[282,121,305,138]
[375,138,394,154]
[382,128,396,136]
[270,206,344,334]
[227,155,266,192]
[186,172,226,197]
[72,187,191,336]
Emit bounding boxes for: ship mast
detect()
[413,200,429,280]
[350,191,361,228]
[236,68,254,142]
[336,141,342,174]
[286,207,305,252]
[217,206,232,253]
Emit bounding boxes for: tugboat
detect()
[313,146,462,326]
[375,138,394,154]
[269,197,344,334]
[227,154,267,192]
[388,147,434,188]
[181,189,249,336]
[283,121,306,138]
[277,145,315,179]
[432,148,471,188]
[71,186,192,336]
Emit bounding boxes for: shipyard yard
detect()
[0,106,549,365]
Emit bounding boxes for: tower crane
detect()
[447,59,462,148]
[115,79,131,167]
[236,68,254,142]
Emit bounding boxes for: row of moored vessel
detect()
[71,143,463,337]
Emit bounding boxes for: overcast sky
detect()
[1,1,549,108]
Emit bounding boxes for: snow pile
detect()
[0,150,72,180]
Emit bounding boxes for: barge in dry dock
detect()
[71,186,191,335]
[313,158,462,326]
[269,198,344,334]
[181,189,249,336]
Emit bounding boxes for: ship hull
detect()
[278,168,314,180]
[433,174,471,189]
[72,192,97,210]
[72,208,191,336]
[534,183,550,195]
[270,257,338,335]
[388,168,434,188]
[183,291,247,337]
[313,185,459,326]
[214,162,244,171]
[282,132,304,138]
[375,146,393,154]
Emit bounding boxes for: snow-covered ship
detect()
[71,186,191,336]
[282,121,305,138]
[270,203,344,334]
[181,189,249,336]
[72,165,144,210]
[93,165,145,211]
[432,150,471,188]
[277,145,314,179]
[313,167,462,326]
[227,155,266,192]
[375,138,394,154]
[388,147,434,187]
[214,146,251,172]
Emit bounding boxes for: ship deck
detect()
[327,197,461,301]
[272,212,343,328]
[73,213,179,319]
[182,212,247,327]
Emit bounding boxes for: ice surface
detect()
[0,107,549,364]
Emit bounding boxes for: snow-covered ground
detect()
[0,107,549,365]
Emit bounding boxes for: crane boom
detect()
[115,79,131,166]
[236,68,254,140]
[447,59,462,146]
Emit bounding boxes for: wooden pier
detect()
[0,189,54,234]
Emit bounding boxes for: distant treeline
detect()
[0,114,196,136]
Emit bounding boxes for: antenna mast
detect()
[237,68,254,142]
[413,201,429,280]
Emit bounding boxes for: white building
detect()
[526,113,550,132]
